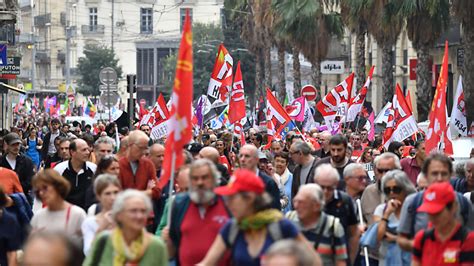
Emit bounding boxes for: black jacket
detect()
[291,158,320,199]
[0,154,35,197]
[40,131,66,159]
[258,171,281,210]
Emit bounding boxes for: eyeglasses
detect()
[289,150,299,155]
[383,186,402,195]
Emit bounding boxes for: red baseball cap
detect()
[417,182,455,214]
[214,169,265,196]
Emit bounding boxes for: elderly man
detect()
[148,143,165,177]
[290,140,319,199]
[118,130,160,199]
[287,184,348,266]
[314,164,359,264]
[116,136,129,159]
[343,163,368,203]
[239,144,281,210]
[315,131,331,159]
[270,140,284,155]
[93,136,115,163]
[314,135,353,190]
[360,152,401,225]
[54,138,97,210]
[1,133,36,203]
[162,159,230,266]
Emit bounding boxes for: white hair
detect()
[298,183,325,206]
[111,189,152,221]
[343,163,366,178]
[314,163,340,182]
[374,152,401,169]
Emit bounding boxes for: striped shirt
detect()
[287,211,348,266]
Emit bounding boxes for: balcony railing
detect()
[34,13,51,27]
[81,24,105,35]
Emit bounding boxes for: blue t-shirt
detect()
[220,218,298,266]
[0,209,21,266]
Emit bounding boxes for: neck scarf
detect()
[111,227,150,266]
[238,209,283,231]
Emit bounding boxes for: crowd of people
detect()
[0,113,474,266]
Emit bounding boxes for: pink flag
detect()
[285,97,306,122]
[367,111,375,141]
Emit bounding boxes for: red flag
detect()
[426,41,453,155]
[383,84,418,148]
[229,61,246,124]
[207,44,233,108]
[316,73,354,125]
[406,88,413,113]
[159,11,193,189]
[141,94,170,127]
[266,88,291,135]
[346,66,374,122]
[234,122,246,146]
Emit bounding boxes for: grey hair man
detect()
[314,164,360,264]
[263,240,321,266]
[361,152,401,225]
[199,146,230,185]
[290,140,319,199]
[343,163,368,201]
[94,136,116,163]
[287,184,348,266]
[161,159,231,265]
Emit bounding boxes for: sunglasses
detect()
[383,186,402,195]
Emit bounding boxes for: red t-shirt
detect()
[179,198,230,266]
[413,224,474,265]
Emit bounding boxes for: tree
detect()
[366,0,403,105]
[272,0,344,100]
[339,0,370,90]
[398,0,450,121]
[452,0,474,126]
[162,22,250,100]
[77,44,122,96]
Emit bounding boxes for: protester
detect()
[200,169,316,266]
[118,130,160,199]
[1,132,36,203]
[287,184,348,265]
[373,170,416,266]
[343,163,368,219]
[30,169,86,240]
[416,173,428,191]
[412,182,474,265]
[82,174,122,254]
[361,152,401,225]
[40,118,66,165]
[83,189,168,265]
[314,164,359,264]
[290,140,319,198]
[93,136,115,163]
[162,159,230,266]
[23,128,43,169]
[452,158,474,194]
[270,140,284,155]
[0,167,23,194]
[239,144,281,209]
[0,186,21,266]
[262,239,319,266]
[397,153,474,252]
[54,138,96,210]
[314,135,354,189]
[148,143,165,177]
[387,141,405,159]
[315,131,331,159]
[23,232,84,266]
[400,140,425,184]
[273,151,293,213]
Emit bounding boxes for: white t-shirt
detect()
[6,156,16,170]
[31,204,86,239]
[81,216,99,255]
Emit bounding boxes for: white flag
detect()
[375,102,392,124]
[450,75,467,137]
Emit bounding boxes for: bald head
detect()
[239,144,259,171]
[199,146,220,163]
[128,130,149,145]
[149,143,165,169]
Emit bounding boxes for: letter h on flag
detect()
[158,11,193,189]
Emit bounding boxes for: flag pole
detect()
[166,151,176,227]
[292,120,307,142]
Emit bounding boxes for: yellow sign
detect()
[58,83,66,93]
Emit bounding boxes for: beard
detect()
[189,186,215,205]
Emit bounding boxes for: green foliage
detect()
[77,44,122,96]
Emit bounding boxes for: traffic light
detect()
[127,74,136,93]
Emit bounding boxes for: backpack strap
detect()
[408,192,425,236]
[456,193,470,226]
[470,192,474,205]
[313,215,328,250]
[90,232,110,266]
[227,219,239,248]
[268,221,283,241]
[420,228,435,254]
[330,217,338,256]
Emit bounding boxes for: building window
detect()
[137,48,154,86]
[89,8,98,32]
[140,8,153,34]
[180,8,193,32]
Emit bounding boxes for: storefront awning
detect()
[0,82,26,95]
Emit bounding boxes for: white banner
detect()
[150,121,169,140]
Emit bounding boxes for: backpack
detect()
[408,191,470,236]
[313,215,337,257]
[419,226,469,256]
